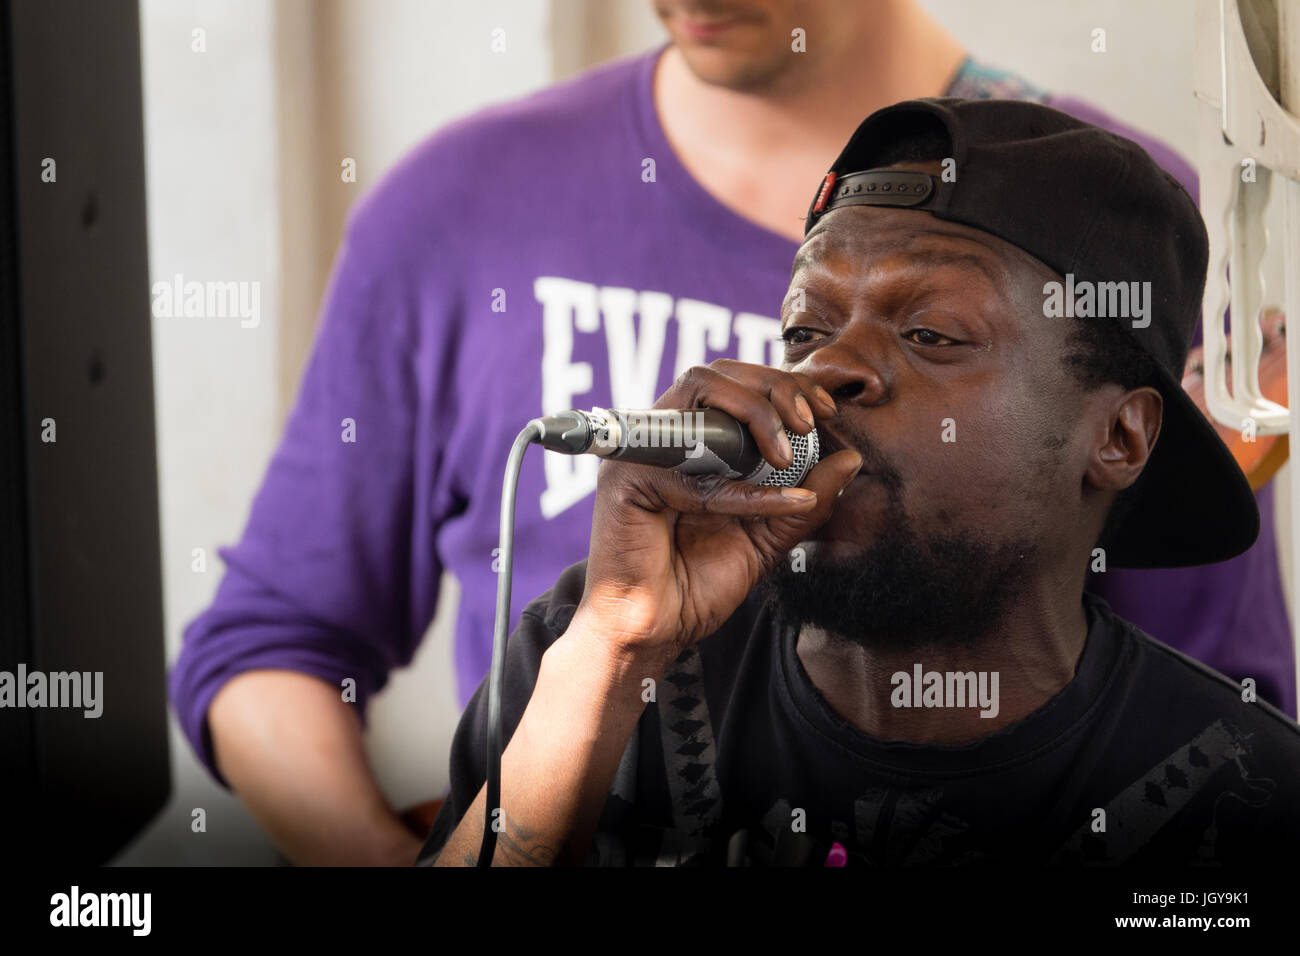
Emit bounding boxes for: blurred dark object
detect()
[0,0,169,864]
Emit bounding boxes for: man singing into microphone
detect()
[418,98,1300,866]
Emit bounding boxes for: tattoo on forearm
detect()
[494,818,559,867]
[449,806,561,866]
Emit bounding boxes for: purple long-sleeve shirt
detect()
[170,50,1295,785]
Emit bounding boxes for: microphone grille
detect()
[757,427,820,488]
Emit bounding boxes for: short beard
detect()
[759,515,1038,654]
[677,52,791,95]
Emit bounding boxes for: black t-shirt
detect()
[417,560,1300,866]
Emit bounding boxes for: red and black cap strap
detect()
[809,169,937,225]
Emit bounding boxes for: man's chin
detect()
[673,45,790,93]
[764,506,1039,652]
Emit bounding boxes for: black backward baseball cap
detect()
[803,97,1257,570]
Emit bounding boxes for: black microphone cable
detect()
[477,421,541,867]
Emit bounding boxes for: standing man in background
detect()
[170,0,1293,866]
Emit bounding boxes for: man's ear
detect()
[1085,386,1163,493]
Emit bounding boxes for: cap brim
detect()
[1101,361,1260,569]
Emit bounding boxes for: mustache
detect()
[816,423,903,496]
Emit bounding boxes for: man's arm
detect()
[208,670,423,867]
[170,169,461,863]
[431,362,858,866]
[433,613,671,866]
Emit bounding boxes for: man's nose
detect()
[793,334,888,407]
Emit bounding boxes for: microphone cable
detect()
[477,421,541,867]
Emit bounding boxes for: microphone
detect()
[528,407,819,487]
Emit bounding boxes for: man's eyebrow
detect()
[789,235,1007,294]
[789,245,818,278]
[898,248,1006,289]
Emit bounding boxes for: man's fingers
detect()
[708,359,835,438]
[798,448,864,504]
[656,470,821,518]
[757,449,863,536]
[612,448,861,524]
[659,365,793,468]
[603,463,815,519]
[790,372,838,417]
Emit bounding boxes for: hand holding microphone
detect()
[459,359,862,867]
[563,359,863,666]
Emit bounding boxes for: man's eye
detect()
[782,327,820,346]
[905,328,958,346]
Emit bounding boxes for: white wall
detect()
[921,0,1197,156]
[120,0,284,865]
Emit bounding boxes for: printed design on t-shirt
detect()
[850,787,973,864]
[644,715,1276,866]
[653,645,723,865]
[533,276,783,519]
[708,789,977,867]
[1051,719,1271,864]
[944,57,1049,103]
